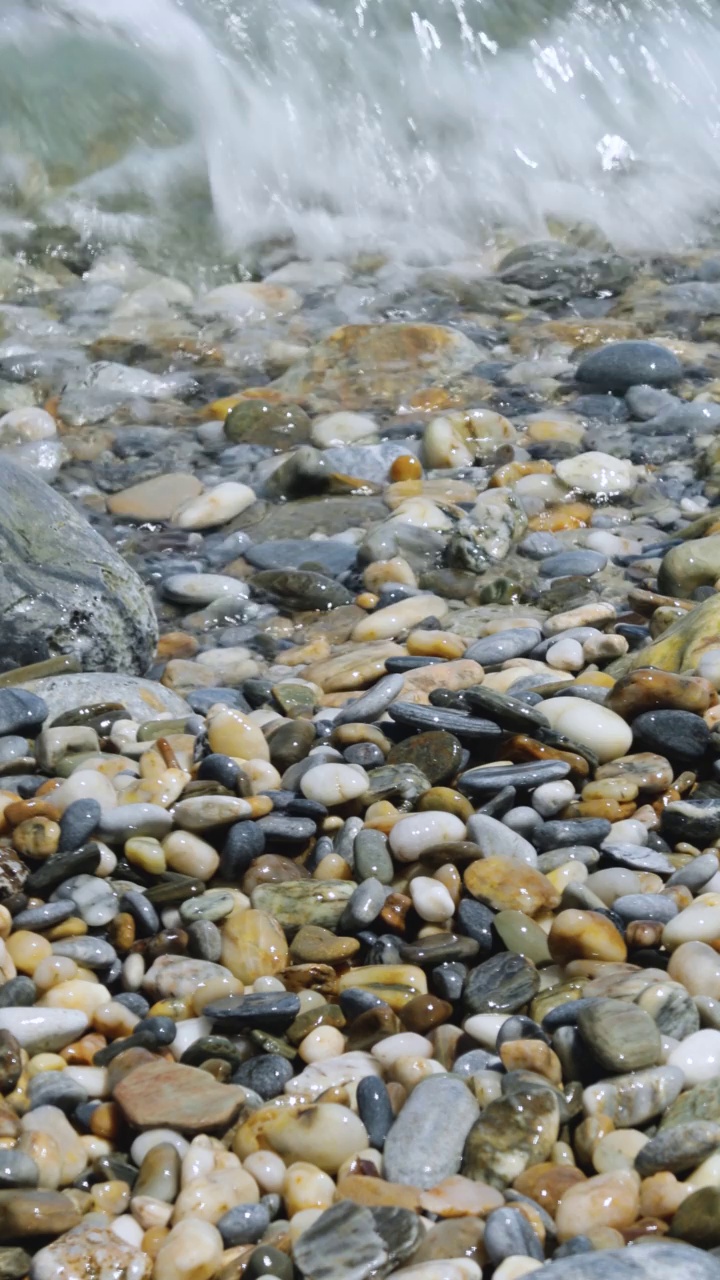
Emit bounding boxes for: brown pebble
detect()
[548,909,627,964]
[108,913,136,952]
[289,926,360,964]
[399,995,453,1034]
[464,857,560,916]
[606,668,717,719]
[5,798,61,826]
[513,1162,587,1214]
[241,855,311,896]
[380,893,412,931]
[417,788,474,821]
[345,1006,403,1052]
[499,1040,563,1085]
[411,1218,486,1265]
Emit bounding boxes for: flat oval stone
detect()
[387,703,503,742]
[458,760,570,795]
[464,630,542,666]
[251,881,356,932]
[576,999,661,1072]
[383,1075,479,1190]
[464,952,540,1016]
[334,674,405,725]
[113,1058,247,1133]
[632,709,710,762]
[387,731,463,786]
[575,341,682,392]
[461,1087,560,1188]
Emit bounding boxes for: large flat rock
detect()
[113,1058,247,1133]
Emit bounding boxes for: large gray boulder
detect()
[0,461,157,675]
[541,1243,720,1280]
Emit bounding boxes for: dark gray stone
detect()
[575,341,682,392]
[217,1202,271,1247]
[464,952,540,1016]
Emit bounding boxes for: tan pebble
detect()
[33,957,78,993]
[335,1174,420,1211]
[513,1163,586,1214]
[91,1180,131,1215]
[92,1001,139,1038]
[592,1129,648,1173]
[464,858,560,917]
[407,630,468,660]
[141,1225,170,1259]
[153,1219,224,1280]
[667,940,720,997]
[17,1129,61,1188]
[37,980,109,1016]
[282,1161,335,1215]
[499,1040,562,1085]
[400,660,485,706]
[419,1175,504,1217]
[162,831,219,880]
[491,1261,543,1280]
[26,1053,65,1078]
[555,1170,640,1241]
[21,1105,87,1184]
[206,708,269,761]
[124,837,166,876]
[131,1196,174,1230]
[7,931,52,975]
[172,1168,259,1224]
[234,1101,368,1174]
[639,1171,691,1218]
[221,908,288,984]
[298,1026,346,1063]
[548,909,627,963]
[363,558,418,591]
[314,853,353,880]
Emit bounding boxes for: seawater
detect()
[2,0,720,274]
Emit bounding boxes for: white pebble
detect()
[409,875,455,923]
[532,779,576,817]
[545,638,585,671]
[0,407,57,443]
[556,451,636,497]
[311,412,377,448]
[371,1032,433,1067]
[603,818,647,846]
[389,811,466,863]
[300,763,369,806]
[170,1017,213,1060]
[667,1028,720,1085]
[172,482,256,530]
[537,697,632,764]
[463,1013,509,1048]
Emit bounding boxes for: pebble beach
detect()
[3,238,720,1280]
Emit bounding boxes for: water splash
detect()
[2,0,720,267]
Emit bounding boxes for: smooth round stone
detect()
[233,1055,294,1100]
[197,753,243,790]
[537,698,632,764]
[670,1187,720,1250]
[340,879,388,930]
[663,898,720,950]
[532,780,576,818]
[668,941,720,999]
[171,797,252,832]
[173,482,256,530]
[122,890,160,937]
[409,876,455,923]
[153,1219,223,1280]
[389,812,467,863]
[632,710,710,762]
[53,874,119,926]
[555,450,635,497]
[575,341,682,392]
[668,1030,720,1085]
[464,953,540,1016]
[456,900,494,953]
[669,853,720,891]
[300,764,368,806]
[536,818,611,851]
[383,1074,479,1189]
[217,1201,270,1247]
[27,1071,88,1112]
[576,999,661,1072]
[0,977,38,1009]
[352,594,448,642]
